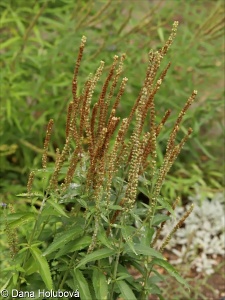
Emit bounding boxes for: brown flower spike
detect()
[31,21,197,253]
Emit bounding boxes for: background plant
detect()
[1,22,201,300]
[0,0,224,204]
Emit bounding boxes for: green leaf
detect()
[17,192,43,198]
[116,272,132,281]
[48,196,69,218]
[10,8,26,35]
[194,138,214,159]
[24,256,38,276]
[123,240,137,256]
[152,269,166,282]
[73,268,92,300]
[3,265,25,272]
[124,243,164,259]
[108,205,123,210]
[29,246,53,290]
[75,197,88,209]
[0,37,20,50]
[41,205,63,218]
[0,276,12,291]
[138,186,150,199]
[0,213,28,224]
[122,226,137,255]
[6,99,11,121]
[116,280,137,300]
[157,27,165,42]
[7,213,35,229]
[157,197,175,216]
[13,115,24,133]
[152,214,170,226]
[76,248,115,269]
[92,268,108,300]
[141,227,154,246]
[97,228,114,249]
[42,227,83,256]
[151,258,190,289]
[55,236,92,258]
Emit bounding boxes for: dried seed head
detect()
[42,119,54,169]
[27,171,35,195]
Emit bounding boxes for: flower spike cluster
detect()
[27,21,197,254]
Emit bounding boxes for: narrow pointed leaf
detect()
[55,236,91,258]
[122,226,137,255]
[92,268,108,300]
[7,213,35,229]
[48,196,69,218]
[42,227,83,256]
[157,197,175,216]
[116,280,137,300]
[151,258,189,289]
[0,37,20,50]
[124,243,164,259]
[29,246,53,290]
[76,248,115,269]
[152,214,170,226]
[98,228,114,249]
[73,268,92,300]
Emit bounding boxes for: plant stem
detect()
[140,262,154,299]
[109,229,123,300]
[58,251,78,289]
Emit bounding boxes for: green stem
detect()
[109,231,123,300]
[58,251,78,289]
[140,262,154,299]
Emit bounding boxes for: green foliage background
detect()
[0,0,224,202]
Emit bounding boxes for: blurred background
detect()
[1,0,224,202]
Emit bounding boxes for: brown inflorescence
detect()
[42,119,54,169]
[159,204,194,253]
[36,21,196,253]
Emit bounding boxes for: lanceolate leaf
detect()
[151,258,190,289]
[122,226,137,255]
[42,227,83,256]
[0,37,20,50]
[73,268,92,300]
[152,214,170,226]
[0,213,33,224]
[75,248,115,269]
[142,227,154,246]
[98,228,114,249]
[124,243,164,259]
[48,196,69,218]
[157,197,175,216]
[92,268,108,300]
[29,246,53,290]
[7,213,35,229]
[55,236,92,258]
[0,276,12,292]
[116,280,137,300]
